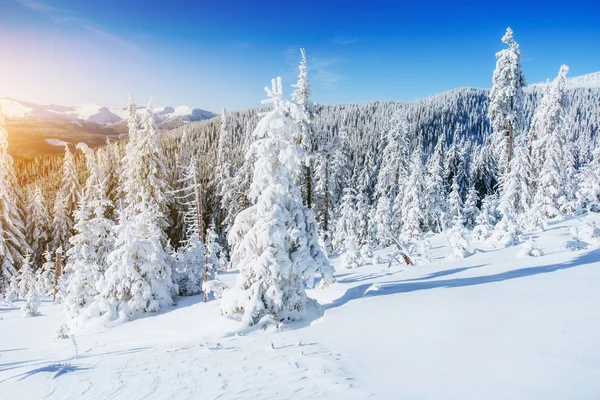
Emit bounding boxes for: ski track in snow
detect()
[2,215,600,399]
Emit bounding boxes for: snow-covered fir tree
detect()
[18,254,40,317]
[214,109,238,230]
[27,185,51,267]
[498,135,531,225]
[401,149,426,241]
[334,188,358,250]
[488,27,526,175]
[448,175,464,226]
[52,144,80,252]
[173,156,206,296]
[463,186,480,229]
[473,194,499,242]
[38,249,55,296]
[529,65,572,222]
[96,191,174,319]
[0,109,29,290]
[64,182,115,320]
[221,77,334,325]
[424,135,448,233]
[291,48,316,209]
[373,113,410,244]
[121,97,171,232]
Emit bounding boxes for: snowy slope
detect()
[0,97,214,127]
[1,216,600,399]
[531,71,600,90]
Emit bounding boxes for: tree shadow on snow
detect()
[402,264,487,282]
[13,362,93,381]
[325,249,600,310]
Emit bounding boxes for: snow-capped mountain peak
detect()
[0,97,214,127]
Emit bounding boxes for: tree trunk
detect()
[506,120,514,173]
[53,248,63,301]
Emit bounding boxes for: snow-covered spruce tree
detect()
[214,109,238,231]
[202,223,228,299]
[64,182,115,320]
[470,138,498,200]
[329,131,353,213]
[0,109,29,290]
[448,175,464,226]
[463,186,480,230]
[529,65,571,222]
[221,77,334,325]
[445,134,470,203]
[373,113,410,244]
[27,185,51,267]
[334,188,358,250]
[97,140,123,221]
[63,143,115,320]
[96,191,173,320]
[498,135,531,226]
[488,27,526,175]
[18,254,40,317]
[401,149,425,241]
[121,97,171,232]
[52,144,81,252]
[291,48,316,209]
[424,135,448,233]
[576,146,600,212]
[39,249,55,296]
[173,156,206,296]
[3,273,20,305]
[446,210,470,261]
[473,194,499,242]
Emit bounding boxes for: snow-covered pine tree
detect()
[52,144,80,251]
[445,134,470,203]
[214,109,238,231]
[488,27,526,175]
[448,175,464,227]
[97,139,123,220]
[401,149,425,241]
[221,77,334,325]
[0,109,29,290]
[96,191,173,319]
[329,131,353,213]
[291,48,316,209]
[27,185,51,267]
[463,186,480,230]
[334,188,358,250]
[473,194,499,242]
[498,134,531,225]
[173,156,206,296]
[373,113,410,244]
[64,182,114,320]
[529,65,571,221]
[3,273,20,305]
[576,146,600,212]
[121,97,171,232]
[39,248,55,296]
[470,138,498,200]
[424,135,448,233]
[18,254,40,317]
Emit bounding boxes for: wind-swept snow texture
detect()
[1,215,599,399]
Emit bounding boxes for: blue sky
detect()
[0,0,598,112]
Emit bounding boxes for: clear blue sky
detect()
[0,0,598,112]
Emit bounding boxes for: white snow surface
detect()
[0,97,214,126]
[1,215,599,399]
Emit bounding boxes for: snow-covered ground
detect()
[1,215,600,399]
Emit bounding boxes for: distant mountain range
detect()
[2,71,598,159]
[0,97,214,158]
